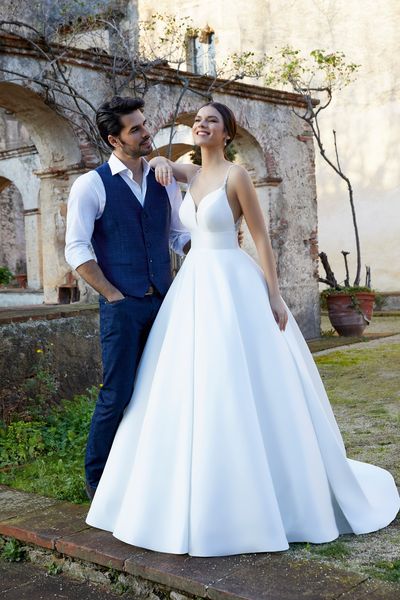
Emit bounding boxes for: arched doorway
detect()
[0,82,83,303]
[0,177,26,279]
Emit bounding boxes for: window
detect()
[186,27,216,76]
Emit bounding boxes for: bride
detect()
[86,101,399,556]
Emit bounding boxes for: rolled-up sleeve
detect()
[65,171,103,270]
[166,179,191,256]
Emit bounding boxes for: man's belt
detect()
[144,285,156,296]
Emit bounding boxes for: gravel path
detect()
[314,333,400,357]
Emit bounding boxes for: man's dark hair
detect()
[96,96,145,148]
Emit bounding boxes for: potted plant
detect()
[318,251,375,336]
[266,48,375,336]
[0,266,13,287]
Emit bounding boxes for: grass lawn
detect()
[0,339,399,585]
[288,340,400,585]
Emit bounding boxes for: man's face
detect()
[109,110,152,158]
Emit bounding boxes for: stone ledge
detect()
[0,302,98,325]
[0,499,89,550]
[1,485,398,599]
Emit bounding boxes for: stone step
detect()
[1,485,399,599]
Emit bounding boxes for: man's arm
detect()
[76,260,124,302]
[65,172,124,302]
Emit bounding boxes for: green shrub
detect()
[0,388,97,503]
[0,421,45,467]
[0,267,13,286]
[1,539,27,562]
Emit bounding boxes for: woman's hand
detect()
[148,156,200,184]
[269,293,288,331]
[149,157,173,186]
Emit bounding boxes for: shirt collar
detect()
[108,153,150,178]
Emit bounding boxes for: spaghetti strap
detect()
[223,164,235,188]
[188,168,201,191]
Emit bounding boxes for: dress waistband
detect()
[190,230,238,250]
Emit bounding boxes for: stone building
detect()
[0,2,321,338]
[138,0,400,294]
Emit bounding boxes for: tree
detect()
[264,47,364,288]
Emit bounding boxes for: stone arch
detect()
[0,82,81,169]
[152,124,194,161]
[0,82,84,302]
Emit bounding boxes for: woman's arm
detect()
[232,165,288,331]
[148,156,200,185]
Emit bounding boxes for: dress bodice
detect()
[179,167,242,250]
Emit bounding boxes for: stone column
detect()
[241,179,281,262]
[23,208,42,290]
[240,176,320,340]
[35,165,85,304]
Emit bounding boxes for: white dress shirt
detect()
[65,153,190,270]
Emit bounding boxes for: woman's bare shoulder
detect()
[229,164,252,185]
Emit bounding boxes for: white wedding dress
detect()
[86,169,399,556]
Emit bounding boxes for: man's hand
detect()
[106,290,125,303]
[237,227,244,247]
[76,260,124,302]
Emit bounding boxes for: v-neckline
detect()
[188,166,232,213]
[188,185,225,214]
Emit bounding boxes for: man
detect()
[65,96,191,499]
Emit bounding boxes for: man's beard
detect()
[121,139,152,158]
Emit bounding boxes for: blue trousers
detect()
[85,293,163,488]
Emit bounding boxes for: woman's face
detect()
[192,106,227,149]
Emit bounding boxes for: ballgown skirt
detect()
[86,245,399,556]
[87,184,399,556]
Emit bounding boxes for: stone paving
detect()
[313,332,400,357]
[0,561,125,599]
[1,486,399,599]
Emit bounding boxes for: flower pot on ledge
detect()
[14,273,28,288]
[326,291,376,337]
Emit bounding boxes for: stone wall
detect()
[0,311,101,422]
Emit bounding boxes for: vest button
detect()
[149,258,153,263]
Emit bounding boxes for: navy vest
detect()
[91,163,172,297]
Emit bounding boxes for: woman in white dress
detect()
[86,102,399,556]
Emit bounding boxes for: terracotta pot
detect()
[326,292,375,337]
[14,273,28,288]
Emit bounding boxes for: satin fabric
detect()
[86,177,399,556]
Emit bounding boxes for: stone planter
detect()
[326,291,376,336]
